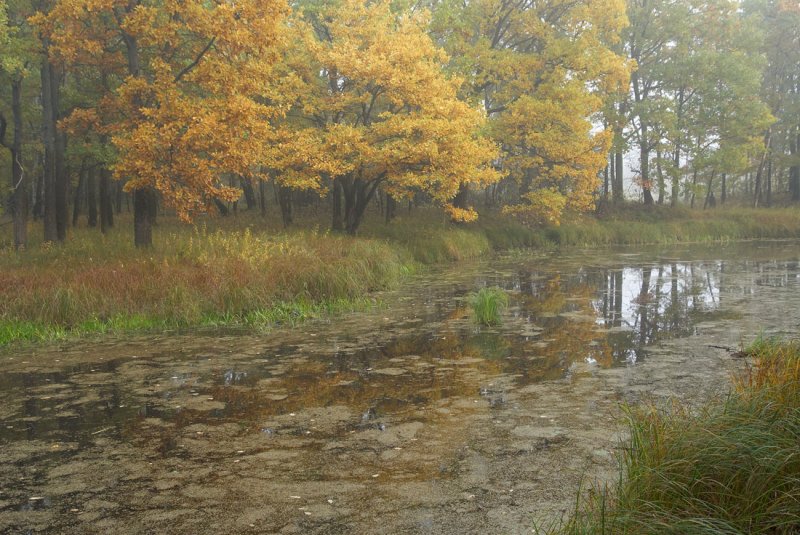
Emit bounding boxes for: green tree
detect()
[432,0,630,223]
[745,0,800,204]
[0,0,35,248]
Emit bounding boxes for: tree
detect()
[622,0,771,207]
[623,0,696,206]
[432,0,630,223]
[746,0,800,203]
[0,0,33,249]
[277,0,501,235]
[35,0,293,246]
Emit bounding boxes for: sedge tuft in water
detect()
[468,287,509,326]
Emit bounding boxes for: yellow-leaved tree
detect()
[432,0,631,224]
[276,0,501,234]
[33,0,293,246]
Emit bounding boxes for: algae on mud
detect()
[2,241,800,533]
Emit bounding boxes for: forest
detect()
[2,1,800,534]
[0,0,798,249]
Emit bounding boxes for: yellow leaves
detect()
[503,188,568,226]
[119,5,158,39]
[58,108,100,136]
[42,0,294,221]
[445,205,479,223]
[433,0,627,223]
[270,0,501,217]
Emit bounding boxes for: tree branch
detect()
[174,37,216,83]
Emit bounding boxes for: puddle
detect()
[1,241,800,533]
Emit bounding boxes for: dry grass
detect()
[3,206,800,345]
[555,338,800,535]
[0,220,413,344]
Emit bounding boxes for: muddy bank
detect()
[1,242,799,534]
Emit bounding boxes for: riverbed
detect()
[2,241,799,534]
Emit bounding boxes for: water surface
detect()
[2,241,799,534]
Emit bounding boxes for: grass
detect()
[546,206,800,247]
[468,287,509,326]
[2,205,800,346]
[0,223,412,345]
[555,338,800,535]
[373,205,800,254]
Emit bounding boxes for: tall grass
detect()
[468,287,509,326]
[372,207,800,254]
[0,224,412,345]
[557,339,800,535]
[366,216,492,263]
[546,208,800,247]
[3,206,800,345]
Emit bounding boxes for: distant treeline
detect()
[0,0,798,248]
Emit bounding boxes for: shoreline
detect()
[3,208,800,347]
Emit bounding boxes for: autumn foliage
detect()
[34,0,292,222]
[265,0,502,233]
[2,0,790,248]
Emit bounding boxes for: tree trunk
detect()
[655,148,665,205]
[213,198,230,216]
[72,162,85,227]
[341,174,382,235]
[671,147,680,207]
[134,188,152,247]
[452,183,470,213]
[33,157,43,221]
[123,27,153,246]
[259,179,267,217]
[611,155,617,200]
[46,63,69,242]
[790,128,799,202]
[240,176,256,210]
[703,172,716,210]
[6,79,28,249]
[87,166,98,227]
[614,151,624,203]
[332,178,343,231]
[41,60,58,243]
[99,168,114,233]
[766,156,773,207]
[753,131,771,208]
[54,126,68,241]
[721,173,727,205]
[278,185,293,228]
[640,125,654,205]
[115,180,123,214]
[385,193,396,224]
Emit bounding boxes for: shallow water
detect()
[2,241,800,534]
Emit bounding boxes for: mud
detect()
[2,241,800,534]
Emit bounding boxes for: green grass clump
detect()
[468,287,509,326]
[557,339,800,535]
